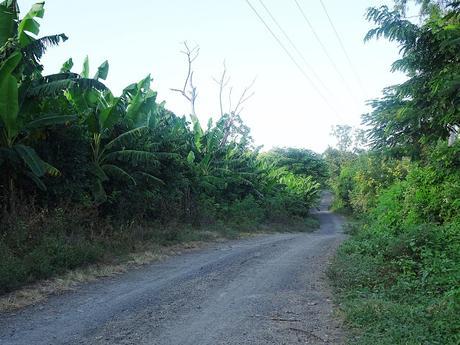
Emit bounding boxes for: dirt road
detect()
[0,193,345,345]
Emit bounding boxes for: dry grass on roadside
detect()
[0,222,318,313]
[0,241,210,313]
[0,264,129,312]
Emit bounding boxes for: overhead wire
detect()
[293,0,357,102]
[318,0,366,95]
[244,0,344,121]
[257,0,338,102]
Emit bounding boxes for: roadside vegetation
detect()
[328,1,460,344]
[0,1,327,294]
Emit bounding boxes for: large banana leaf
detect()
[93,60,109,81]
[191,113,204,152]
[22,34,68,63]
[27,73,109,97]
[124,75,157,127]
[135,172,165,185]
[0,51,21,87]
[81,56,89,78]
[25,114,76,129]
[98,100,122,132]
[104,126,149,150]
[0,52,21,140]
[14,144,46,177]
[102,164,136,185]
[149,152,180,159]
[0,76,18,138]
[0,1,17,47]
[60,58,73,73]
[104,150,160,168]
[17,2,44,47]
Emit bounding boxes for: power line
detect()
[293,0,355,98]
[257,0,337,101]
[243,0,343,121]
[318,0,365,94]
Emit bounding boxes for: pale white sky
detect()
[19,0,408,152]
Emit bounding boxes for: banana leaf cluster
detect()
[0,1,323,223]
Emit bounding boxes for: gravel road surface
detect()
[0,192,345,345]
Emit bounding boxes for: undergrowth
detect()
[0,201,318,294]
[329,220,460,345]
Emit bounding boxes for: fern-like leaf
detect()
[102,164,136,185]
[104,150,160,168]
[135,172,165,185]
[22,34,68,63]
[104,126,149,150]
[26,74,110,97]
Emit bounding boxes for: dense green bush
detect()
[218,195,264,229]
[331,152,409,213]
[329,2,460,343]
[330,221,460,345]
[330,145,460,343]
[0,205,105,292]
[261,147,329,186]
[0,1,326,293]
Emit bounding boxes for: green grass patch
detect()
[328,221,460,345]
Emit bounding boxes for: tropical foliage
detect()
[329,2,460,344]
[363,1,460,158]
[0,1,323,293]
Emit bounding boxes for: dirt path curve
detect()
[0,192,345,345]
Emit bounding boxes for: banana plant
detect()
[122,75,158,128]
[0,1,75,201]
[0,1,68,80]
[64,60,165,202]
[0,52,74,211]
[185,116,225,193]
[185,113,259,196]
[278,172,320,207]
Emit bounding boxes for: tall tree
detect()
[363,2,460,157]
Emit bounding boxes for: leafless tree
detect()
[213,61,231,117]
[213,62,256,117]
[212,63,257,148]
[171,42,200,118]
[172,43,256,146]
[232,77,256,116]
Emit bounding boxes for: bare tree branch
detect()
[228,86,233,115]
[233,77,257,116]
[171,41,200,117]
[171,43,256,149]
[213,62,257,117]
[217,76,256,149]
[213,61,231,117]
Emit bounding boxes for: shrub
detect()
[330,142,460,344]
[0,204,105,293]
[219,195,264,229]
[330,222,460,344]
